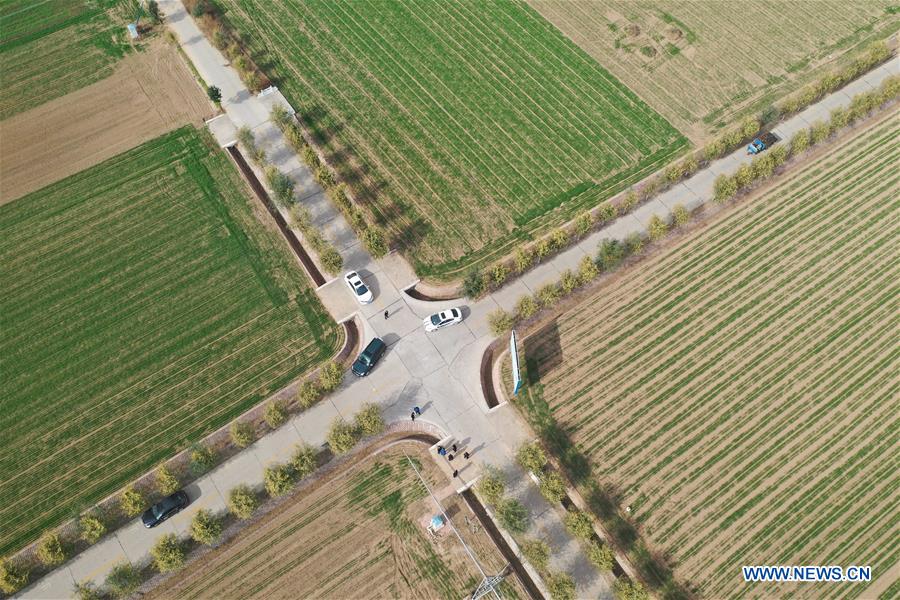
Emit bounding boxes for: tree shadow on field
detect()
[523,320,563,386]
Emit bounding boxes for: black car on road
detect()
[142,490,189,528]
[352,337,386,377]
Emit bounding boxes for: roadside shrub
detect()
[151,534,185,573]
[302,145,320,169]
[810,120,831,145]
[206,84,221,104]
[270,104,291,128]
[496,498,528,533]
[564,510,594,540]
[514,247,534,272]
[596,201,617,223]
[713,174,738,203]
[587,541,615,571]
[37,531,67,566]
[262,401,287,429]
[462,267,485,298]
[751,154,775,180]
[539,471,567,503]
[156,465,180,496]
[704,139,725,161]
[647,215,668,242]
[741,117,760,139]
[547,572,576,600]
[624,232,644,255]
[665,162,684,183]
[264,464,294,497]
[830,106,849,131]
[638,177,660,200]
[80,515,106,544]
[491,262,509,287]
[210,28,227,50]
[476,470,505,506]
[879,75,900,103]
[550,228,569,250]
[355,403,384,436]
[291,444,317,479]
[327,418,358,454]
[672,204,689,227]
[228,485,259,519]
[790,129,810,155]
[535,238,552,260]
[619,189,638,212]
[105,561,141,599]
[296,379,322,408]
[722,127,742,148]
[520,538,550,572]
[682,154,699,176]
[770,144,789,167]
[230,421,255,448]
[760,103,780,124]
[0,558,28,594]
[319,361,343,392]
[265,167,295,207]
[74,581,102,600]
[190,444,216,476]
[488,309,514,336]
[574,212,592,236]
[537,283,561,308]
[516,442,547,473]
[120,486,146,517]
[236,126,255,153]
[361,227,389,258]
[559,269,578,294]
[597,239,624,271]
[614,579,650,600]
[319,246,344,275]
[516,293,538,320]
[190,509,223,546]
[314,165,335,188]
[578,255,599,284]
[734,163,753,189]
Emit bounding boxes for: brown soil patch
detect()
[0,38,212,204]
[147,443,523,600]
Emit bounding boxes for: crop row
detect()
[215,0,685,272]
[0,127,338,555]
[523,116,898,598]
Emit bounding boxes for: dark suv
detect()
[142,490,189,528]
[352,337,386,377]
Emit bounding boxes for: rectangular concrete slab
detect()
[206,114,237,147]
[797,102,830,126]
[550,243,588,274]
[629,198,669,229]
[519,259,560,292]
[251,422,303,468]
[67,537,128,588]
[391,328,446,378]
[256,86,295,115]
[315,277,358,323]
[368,298,423,340]
[209,447,265,495]
[116,518,177,566]
[17,566,75,600]
[707,152,744,177]
[290,401,341,449]
[487,277,530,313]
[341,241,377,275]
[427,322,475,365]
[463,295,500,339]
[378,251,419,291]
[358,271,401,320]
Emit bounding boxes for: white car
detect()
[423,307,463,332]
[344,271,373,304]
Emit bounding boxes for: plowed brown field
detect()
[515,111,899,599]
[148,444,523,600]
[0,38,211,204]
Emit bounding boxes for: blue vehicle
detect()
[747,132,780,155]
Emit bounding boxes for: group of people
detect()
[409,406,471,479]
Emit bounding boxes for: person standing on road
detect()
[463,451,470,460]
[437,446,446,456]
[411,412,416,421]
[447,454,454,461]
[453,470,459,478]
[384,309,389,320]
[451,444,457,453]
[414,406,421,416]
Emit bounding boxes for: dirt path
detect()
[0,38,213,205]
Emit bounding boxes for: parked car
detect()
[142,490,189,528]
[423,307,463,332]
[344,271,373,304]
[352,337,386,377]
